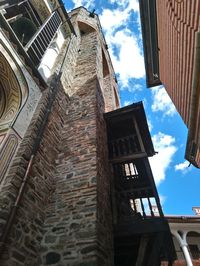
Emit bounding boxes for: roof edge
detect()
[139,0,161,88]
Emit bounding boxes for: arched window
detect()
[187,232,200,260]
[102,49,109,77]
[113,87,120,108]
[78,21,96,35]
[0,52,22,137]
[11,17,37,45]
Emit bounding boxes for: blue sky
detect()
[64,0,199,215]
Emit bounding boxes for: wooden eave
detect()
[166,216,200,224]
[139,0,161,88]
[185,31,200,168]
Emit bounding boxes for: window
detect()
[102,49,109,77]
[189,244,200,259]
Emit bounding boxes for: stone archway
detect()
[171,227,200,266]
[78,21,96,35]
[0,52,22,133]
[0,50,27,181]
[186,231,200,262]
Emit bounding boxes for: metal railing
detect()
[0,12,47,88]
[25,11,62,66]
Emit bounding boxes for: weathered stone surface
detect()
[12,250,26,263]
[46,252,61,264]
[81,245,97,254]
[0,6,120,266]
[45,235,57,243]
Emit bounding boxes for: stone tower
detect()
[0,1,175,265]
[0,2,119,265]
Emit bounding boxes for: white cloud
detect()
[71,0,94,9]
[128,0,140,11]
[175,161,191,173]
[108,30,145,86]
[120,82,143,92]
[133,84,143,91]
[159,195,167,205]
[123,100,132,106]
[99,0,145,87]
[151,86,176,116]
[69,0,143,87]
[108,0,139,12]
[100,1,139,31]
[100,9,128,32]
[149,132,177,185]
[147,116,153,132]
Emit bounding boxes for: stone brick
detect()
[0,6,120,266]
[46,252,61,265]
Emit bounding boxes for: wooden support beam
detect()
[109,152,147,163]
[135,235,149,266]
[147,232,164,266]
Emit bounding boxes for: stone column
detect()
[172,230,193,266]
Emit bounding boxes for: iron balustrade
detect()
[25,11,62,66]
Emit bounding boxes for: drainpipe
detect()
[172,230,193,266]
[0,35,73,256]
[0,77,58,256]
[181,245,193,266]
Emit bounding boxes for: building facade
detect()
[169,215,200,266]
[139,0,200,168]
[153,206,200,266]
[0,1,174,265]
[167,207,200,266]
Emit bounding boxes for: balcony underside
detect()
[115,217,169,236]
[114,223,176,266]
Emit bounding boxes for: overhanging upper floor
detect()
[104,101,156,162]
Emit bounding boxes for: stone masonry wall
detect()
[0,81,69,265]
[96,80,113,265]
[103,75,116,112]
[0,7,118,266]
[40,76,98,265]
[39,26,114,265]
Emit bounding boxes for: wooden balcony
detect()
[104,102,176,265]
[112,156,176,265]
[104,102,156,163]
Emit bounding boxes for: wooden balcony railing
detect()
[108,134,142,160]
